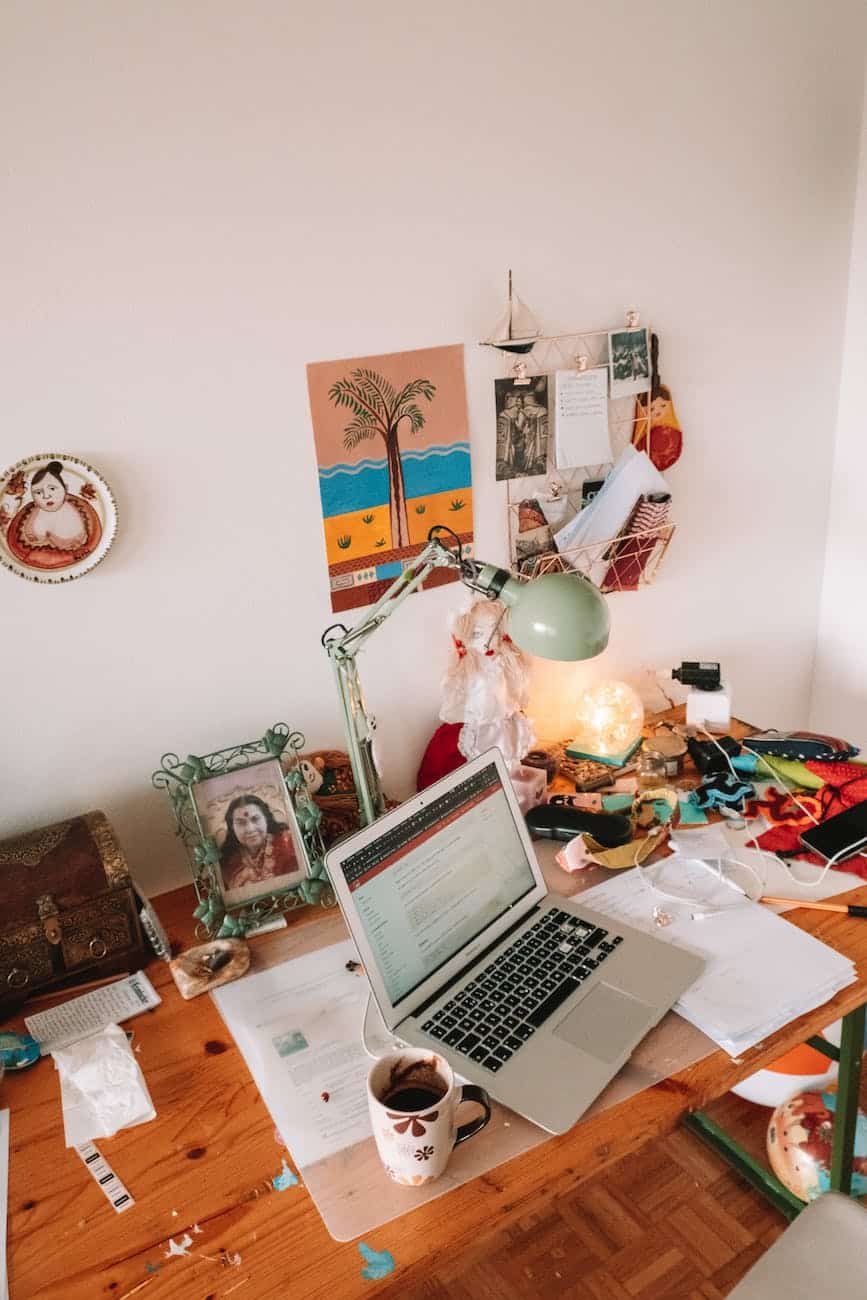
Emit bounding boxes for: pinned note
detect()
[554,368,611,468]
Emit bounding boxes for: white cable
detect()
[738,739,821,825]
[736,736,867,888]
[360,990,406,1059]
[690,722,784,891]
[360,990,381,1060]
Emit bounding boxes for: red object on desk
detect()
[417,722,465,791]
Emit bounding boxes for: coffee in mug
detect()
[367,1048,491,1186]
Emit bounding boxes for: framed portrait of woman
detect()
[153,725,333,938]
[192,758,307,908]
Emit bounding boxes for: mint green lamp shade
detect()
[498,571,610,661]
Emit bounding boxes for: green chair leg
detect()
[683,1110,803,1220]
[830,1004,866,1195]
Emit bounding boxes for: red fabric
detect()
[416,723,466,791]
[745,782,867,879]
[646,424,682,472]
[805,760,867,800]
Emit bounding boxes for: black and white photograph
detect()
[494,376,549,481]
[608,327,651,399]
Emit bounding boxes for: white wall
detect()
[3,0,865,895]
[811,75,867,741]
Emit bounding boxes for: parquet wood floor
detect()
[410,1085,863,1299]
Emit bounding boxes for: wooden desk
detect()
[6,736,867,1297]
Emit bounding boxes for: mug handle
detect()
[454,1084,492,1146]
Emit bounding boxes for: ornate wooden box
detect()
[0,811,145,1014]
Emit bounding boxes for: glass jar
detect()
[637,747,668,788]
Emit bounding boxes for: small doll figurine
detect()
[417,598,545,810]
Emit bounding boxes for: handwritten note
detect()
[554,368,611,468]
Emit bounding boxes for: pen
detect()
[759,896,867,916]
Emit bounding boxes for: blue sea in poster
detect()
[318,443,470,518]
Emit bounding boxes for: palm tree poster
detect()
[306,343,473,613]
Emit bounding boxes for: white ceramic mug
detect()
[367,1047,491,1187]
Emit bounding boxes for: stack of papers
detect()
[579,858,856,1056]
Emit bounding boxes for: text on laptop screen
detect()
[340,762,536,1007]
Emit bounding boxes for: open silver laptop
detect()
[327,749,703,1134]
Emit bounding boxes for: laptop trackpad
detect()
[554,983,656,1063]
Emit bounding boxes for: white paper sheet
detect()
[0,1110,8,1300]
[212,941,376,1168]
[578,858,856,1056]
[553,445,669,581]
[554,368,611,468]
[25,972,161,1054]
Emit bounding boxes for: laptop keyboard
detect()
[420,907,622,1073]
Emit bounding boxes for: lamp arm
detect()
[322,534,464,827]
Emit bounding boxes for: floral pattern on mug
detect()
[414,1145,435,1162]
[387,1109,439,1137]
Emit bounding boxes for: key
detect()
[470,1046,488,1063]
[528,978,581,1028]
[505,1034,523,1051]
[515,1024,534,1040]
[460,1033,480,1052]
[444,1028,465,1046]
[485,1057,503,1072]
[494,1046,512,1062]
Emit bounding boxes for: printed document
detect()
[212,941,374,1168]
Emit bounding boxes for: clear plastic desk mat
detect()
[213,844,717,1241]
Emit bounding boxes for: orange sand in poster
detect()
[323,488,474,565]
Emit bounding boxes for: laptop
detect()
[327,749,703,1134]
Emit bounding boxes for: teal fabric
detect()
[678,798,709,825]
[602,794,633,812]
[602,793,677,824]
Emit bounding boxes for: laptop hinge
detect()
[409,904,541,1020]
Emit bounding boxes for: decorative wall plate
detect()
[0,453,118,583]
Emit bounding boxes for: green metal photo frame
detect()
[152,723,334,938]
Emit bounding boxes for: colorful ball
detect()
[767,1088,867,1202]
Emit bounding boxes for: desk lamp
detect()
[322,526,610,826]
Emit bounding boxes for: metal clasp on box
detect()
[37,893,62,946]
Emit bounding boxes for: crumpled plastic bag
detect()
[51,1022,156,1147]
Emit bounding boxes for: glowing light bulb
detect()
[572,681,644,757]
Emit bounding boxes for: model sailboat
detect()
[481,270,542,355]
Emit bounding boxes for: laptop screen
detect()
[338,760,537,1008]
